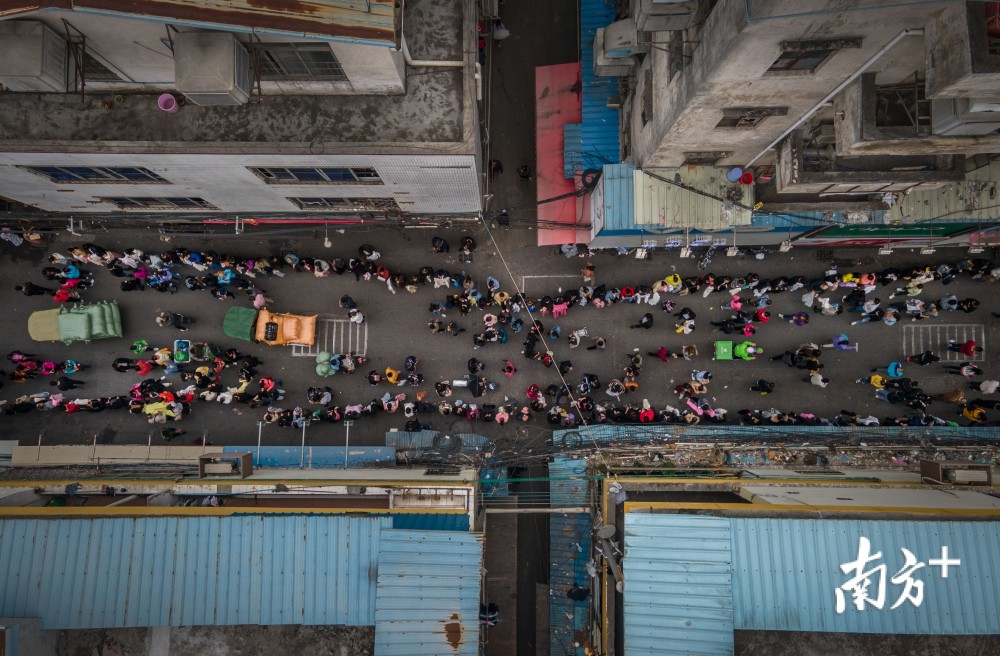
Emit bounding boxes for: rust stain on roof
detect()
[443,613,463,650]
[0,0,397,43]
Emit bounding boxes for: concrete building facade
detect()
[0,0,481,217]
[616,0,1000,203]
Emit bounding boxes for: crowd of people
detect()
[4,239,1000,438]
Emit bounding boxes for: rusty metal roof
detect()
[0,0,398,46]
[374,529,483,655]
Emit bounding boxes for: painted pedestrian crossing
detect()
[291,317,368,357]
[901,324,985,362]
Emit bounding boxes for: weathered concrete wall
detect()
[1,12,406,96]
[56,625,375,656]
[1,618,58,656]
[0,152,479,214]
[926,1,1000,99]
[630,0,954,169]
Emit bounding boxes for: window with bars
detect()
[99,197,216,210]
[288,197,400,211]
[81,51,123,81]
[22,166,167,183]
[768,38,861,73]
[250,167,382,184]
[715,107,788,129]
[258,43,347,81]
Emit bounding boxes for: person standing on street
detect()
[947,339,982,358]
[51,376,85,391]
[630,313,654,329]
[15,282,55,296]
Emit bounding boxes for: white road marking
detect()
[291,316,368,357]
[901,323,985,362]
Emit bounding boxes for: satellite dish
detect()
[616,581,625,593]
[596,525,616,539]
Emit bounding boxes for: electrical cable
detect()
[478,215,619,477]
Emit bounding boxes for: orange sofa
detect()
[253,309,317,346]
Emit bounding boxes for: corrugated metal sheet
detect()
[564,123,584,178]
[391,513,470,532]
[225,445,395,468]
[580,0,621,170]
[0,516,390,629]
[7,0,398,46]
[623,514,1000,640]
[896,160,1000,224]
[635,168,754,230]
[730,517,1000,635]
[374,529,483,655]
[536,62,589,246]
[550,424,1000,446]
[549,512,592,656]
[549,456,589,507]
[596,163,636,232]
[623,513,735,656]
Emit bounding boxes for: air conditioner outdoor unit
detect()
[594,29,636,77]
[174,32,250,106]
[946,469,989,484]
[604,19,647,58]
[932,98,1000,136]
[0,21,68,92]
[634,0,699,32]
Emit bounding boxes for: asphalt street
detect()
[1,228,997,451]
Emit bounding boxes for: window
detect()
[715,107,788,130]
[288,197,400,211]
[683,151,732,166]
[250,167,382,184]
[22,166,167,183]
[258,43,347,81]
[768,38,862,73]
[99,197,217,210]
[81,52,122,81]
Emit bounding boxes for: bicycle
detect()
[698,245,717,270]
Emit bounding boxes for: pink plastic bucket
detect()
[157,94,180,114]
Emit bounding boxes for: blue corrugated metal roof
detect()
[730,517,1000,635]
[374,529,483,655]
[624,514,735,656]
[598,163,635,232]
[549,456,589,507]
[549,512,592,656]
[624,514,1000,640]
[0,516,390,629]
[391,513,470,532]
[580,0,621,170]
[565,123,584,178]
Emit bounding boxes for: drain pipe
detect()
[745,28,923,167]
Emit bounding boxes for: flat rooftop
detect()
[0,0,470,153]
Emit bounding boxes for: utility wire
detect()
[478,215,619,478]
